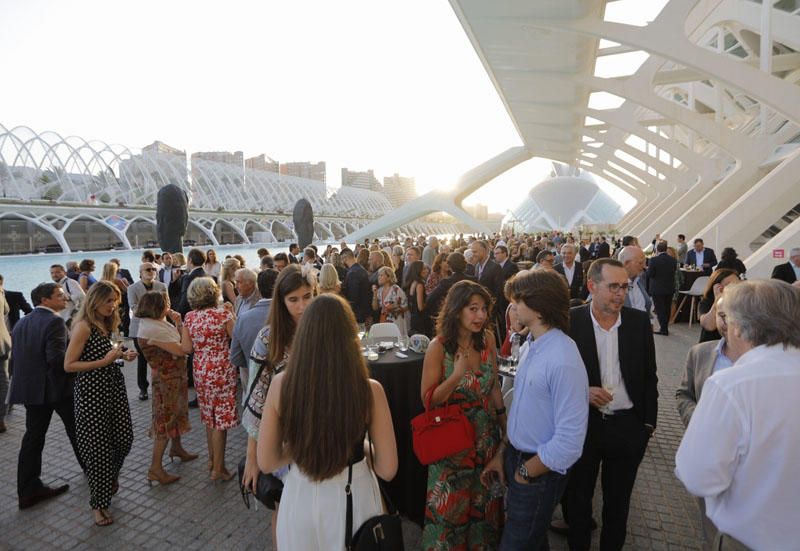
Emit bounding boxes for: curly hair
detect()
[187,277,220,310]
[435,279,493,356]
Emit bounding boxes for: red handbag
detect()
[410,365,475,465]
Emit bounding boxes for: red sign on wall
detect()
[773,249,785,259]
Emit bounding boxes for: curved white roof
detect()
[510,167,625,231]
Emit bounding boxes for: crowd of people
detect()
[0,232,798,550]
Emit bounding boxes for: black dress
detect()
[408,283,431,337]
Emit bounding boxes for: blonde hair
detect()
[74,280,121,335]
[318,264,340,293]
[101,262,118,282]
[377,265,397,285]
[220,257,240,284]
[173,252,186,268]
[187,277,220,310]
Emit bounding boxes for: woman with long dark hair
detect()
[405,260,431,336]
[419,280,505,549]
[65,281,137,526]
[697,268,741,343]
[257,293,397,549]
[425,252,450,296]
[241,264,316,541]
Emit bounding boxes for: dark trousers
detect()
[18,397,84,498]
[500,445,567,551]
[564,412,649,551]
[132,338,149,393]
[652,294,672,333]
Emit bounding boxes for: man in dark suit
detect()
[8,283,83,509]
[685,238,717,275]
[596,236,611,259]
[177,248,207,317]
[0,275,33,331]
[341,248,372,325]
[177,248,206,406]
[647,241,678,335]
[770,247,799,284]
[563,258,658,550]
[554,244,584,300]
[471,240,503,299]
[287,243,300,265]
[426,252,472,323]
[493,244,519,341]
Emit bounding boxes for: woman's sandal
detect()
[94,509,113,527]
[209,469,234,482]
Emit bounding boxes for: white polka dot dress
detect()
[74,327,133,510]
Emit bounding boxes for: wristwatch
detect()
[517,462,535,483]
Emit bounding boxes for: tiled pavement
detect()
[0,323,704,550]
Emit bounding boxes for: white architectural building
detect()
[347,0,800,279]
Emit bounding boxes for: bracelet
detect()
[495,407,506,415]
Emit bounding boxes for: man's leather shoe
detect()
[549,518,599,535]
[655,330,669,336]
[138,391,148,401]
[19,484,69,509]
[188,399,198,409]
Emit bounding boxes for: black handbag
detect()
[237,456,283,510]
[237,361,283,510]
[345,438,404,551]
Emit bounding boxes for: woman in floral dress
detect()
[420,280,506,550]
[135,290,197,485]
[371,266,408,333]
[182,277,238,481]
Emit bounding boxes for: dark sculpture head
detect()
[156,184,189,253]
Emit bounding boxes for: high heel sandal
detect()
[147,469,181,486]
[168,449,199,463]
[209,469,234,482]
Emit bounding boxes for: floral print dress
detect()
[422,346,503,551]
[184,307,239,430]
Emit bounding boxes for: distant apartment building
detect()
[281,161,326,183]
[382,173,417,207]
[341,168,381,192]
[142,140,185,158]
[245,154,279,173]
[464,203,489,220]
[191,150,244,165]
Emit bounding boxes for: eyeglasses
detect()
[143,268,157,272]
[604,282,630,293]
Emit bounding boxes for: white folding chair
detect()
[671,276,709,327]
[368,322,402,343]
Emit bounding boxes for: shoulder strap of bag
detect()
[422,344,449,411]
[345,462,354,550]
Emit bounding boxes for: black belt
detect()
[596,408,636,420]
[508,442,537,461]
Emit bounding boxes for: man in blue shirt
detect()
[482,269,589,550]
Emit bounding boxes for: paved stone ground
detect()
[0,323,704,550]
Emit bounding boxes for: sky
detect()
[0,0,640,213]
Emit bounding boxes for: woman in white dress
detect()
[203,249,221,281]
[257,294,398,550]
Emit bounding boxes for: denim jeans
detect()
[500,445,568,551]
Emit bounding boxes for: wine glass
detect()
[357,323,366,342]
[111,330,124,349]
[600,383,615,415]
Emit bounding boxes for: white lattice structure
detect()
[352,0,800,279]
[0,124,465,253]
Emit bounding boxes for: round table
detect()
[368,349,427,525]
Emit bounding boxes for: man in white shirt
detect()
[675,279,800,550]
[554,244,583,300]
[618,246,652,316]
[49,264,84,327]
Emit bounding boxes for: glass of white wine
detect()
[111,330,124,349]
[600,383,615,415]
